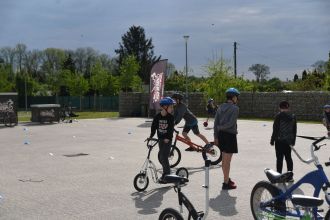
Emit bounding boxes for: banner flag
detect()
[149,59,167,110]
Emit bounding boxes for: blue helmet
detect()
[160,97,176,106]
[225,88,240,96]
[324,104,330,109]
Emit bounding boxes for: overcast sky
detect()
[1,0,329,80]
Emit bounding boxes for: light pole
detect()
[183,35,189,105]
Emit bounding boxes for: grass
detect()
[18,111,119,122]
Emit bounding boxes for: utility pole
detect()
[183,35,189,105]
[234,41,237,78]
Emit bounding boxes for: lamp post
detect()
[183,35,189,105]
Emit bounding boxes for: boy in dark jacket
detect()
[270,101,297,181]
[149,97,175,183]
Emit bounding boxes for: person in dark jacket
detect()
[270,101,297,181]
[149,97,176,183]
[214,88,240,190]
[322,104,330,136]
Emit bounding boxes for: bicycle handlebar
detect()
[292,136,329,165]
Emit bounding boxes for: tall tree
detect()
[0,46,16,79]
[90,61,108,109]
[302,70,308,80]
[115,25,160,84]
[15,43,27,73]
[248,64,270,82]
[293,74,299,82]
[118,55,141,92]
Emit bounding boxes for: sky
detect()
[0,0,329,80]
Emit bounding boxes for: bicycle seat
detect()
[163,174,189,184]
[291,195,324,207]
[264,168,293,183]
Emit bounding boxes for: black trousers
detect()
[275,140,293,173]
[158,139,171,176]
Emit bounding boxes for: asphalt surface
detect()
[0,118,329,219]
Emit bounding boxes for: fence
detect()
[18,96,119,111]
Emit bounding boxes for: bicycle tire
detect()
[158,146,181,168]
[133,173,149,192]
[202,144,222,165]
[250,181,286,220]
[175,167,189,179]
[159,208,184,220]
[4,113,17,127]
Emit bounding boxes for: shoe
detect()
[287,178,294,183]
[222,182,237,190]
[228,178,236,187]
[185,147,195,151]
[158,177,168,184]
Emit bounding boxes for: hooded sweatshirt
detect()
[214,102,239,138]
[271,111,297,145]
[174,103,197,126]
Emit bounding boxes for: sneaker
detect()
[222,182,237,190]
[185,147,195,151]
[287,178,294,183]
[228,178,236,187]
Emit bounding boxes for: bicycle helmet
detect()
[208,98,214,103]
[159,97,176,106]
[171,93,184,101]
[324,104,330,109]
[225,88,240,99]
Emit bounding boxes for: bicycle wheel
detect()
[4,113,17,127]
[175,167,189,179]
[133,173,149,192]
[165,146,181,168]
[202,144,222,165]
[159,208,184,220]
[250,181,286,220]
[325,209,330,219]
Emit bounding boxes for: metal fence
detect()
[18,96,119,111]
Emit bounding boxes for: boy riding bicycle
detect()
[148,97,176,183]
[171,93,211,151]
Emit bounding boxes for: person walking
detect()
[270,100,297,182]
[214,88,240,190]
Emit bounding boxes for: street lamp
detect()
[183,35,189,105]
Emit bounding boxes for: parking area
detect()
[0,118,329,219]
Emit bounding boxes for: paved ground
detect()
[0,118,329,219]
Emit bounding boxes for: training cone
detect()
[203,121,208,127]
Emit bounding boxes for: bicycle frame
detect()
[140,143,160,183]
[173,129,204,151]
[261,136,330,219]
[174,159,211,220]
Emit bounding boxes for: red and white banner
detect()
[149,59,167,110]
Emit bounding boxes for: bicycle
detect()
[158,145,213,220]
[60,105,79,123]
[133,138,189,192]
[250,135,330,219]
[167,129,222,168]
[0,99,17,127]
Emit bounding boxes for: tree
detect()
[0,63,14,92]
[302,70,308,80]
[15,43,27,73]
[0,46,16,79]
[293,74,299,82]
[204,56,253,102]
[248,64,270,82]
[90,61,109,109]
[115,25,160,84]
[118,55,141,92]
[312,60,327,73]
[67,73,89,110]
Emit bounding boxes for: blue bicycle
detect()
[250,136,330,219]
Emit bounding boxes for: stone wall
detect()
[119,91,330,121]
